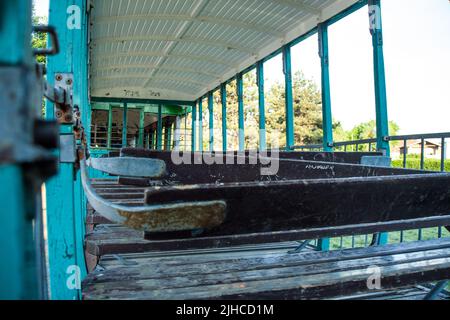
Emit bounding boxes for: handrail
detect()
[294,132,450,151]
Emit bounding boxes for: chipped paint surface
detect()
[119,201,227,232]
[82,158,227,232]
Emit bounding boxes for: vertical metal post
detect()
[208,91,214,151]
[283,45,294,151]
[420,138,425,170]
[237,73,245,151]
[221,83,227,151]
[369,0,390,156]
[45,0,88,300]
[164,124,170,150]
[173,116,181,150]
[157,105,163,150]
[0,0,39,300]
[150,130,155,150]
[107,105,112,149]
[257,61,266,151]
[318,23,334,152]
[122,103,128,147]
[198,99,203,152]
[191,104,197,152]
[138,109,145,148]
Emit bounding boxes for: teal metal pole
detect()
[138,109,145,147]
[45,0,88,300]
[221,83,228,151]
[237,73,245,151]
[122,103,128,147]
[164,124,170,150]
[257,61,267,151]
[318,23,334,152]
[107,106,112,149]
[369,0,390,156]
[0,0,40,299]
[198,99,203,152]
[283,45,294,151]
[208,92,214,151]
[157,105,163,150]
[191,104,197,152]
[369,0,390,244]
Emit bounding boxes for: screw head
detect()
[55,74,63,81]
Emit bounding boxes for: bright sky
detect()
[34,0,450,135]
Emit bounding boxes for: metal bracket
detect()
[0,66,58,174]
[52,73,74,124]
[60,134,76,163]
[288,240,312,254]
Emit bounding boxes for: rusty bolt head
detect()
[64,114,73,123]
[55,74,63,81]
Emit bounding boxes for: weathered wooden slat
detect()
[118,154,423,186]
[93,187,147,194]
[82,238,450,300]
[89,247,450,285]
[88,156,166,178]
[121,149,382,165]
[90,238,450,273]
[86,211,113,225]
[144,173,450,237]
[97,242,308,268]
[335,286,449,300]
[96,193,144,200]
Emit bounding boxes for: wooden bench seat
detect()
[82,237,450,300]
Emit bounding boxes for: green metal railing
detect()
[295,132,450,250]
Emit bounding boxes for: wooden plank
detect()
[117,153,424,186]
[121,149,382,165]
[144,173,450,237]
[89,247,450,285]
[82,238,450,300]
[85,223,304,257]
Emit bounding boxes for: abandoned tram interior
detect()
[1,0,450,300]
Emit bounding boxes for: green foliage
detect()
[345,120,400,141]
[392,158,450,172]
[330,227,450,250]
[32,5,48,115]
[32,7,48,65]
[199,69,402,150]
[267,71,325,146]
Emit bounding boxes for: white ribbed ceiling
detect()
[89,0,360,102]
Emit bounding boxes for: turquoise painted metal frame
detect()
[38,0,391,299]
[208,92,214,151]
[0,1,42,299]
[45,0,89,300]
[221,83,228,151]
[237,73,245,151]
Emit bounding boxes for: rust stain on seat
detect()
[118,201,227,232]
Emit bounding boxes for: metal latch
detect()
[60,134,76,163]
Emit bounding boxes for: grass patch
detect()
[329,227,450,250]
[392,158,450,172]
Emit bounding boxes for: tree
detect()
[32,5,48,64]
[265,71,339,147]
